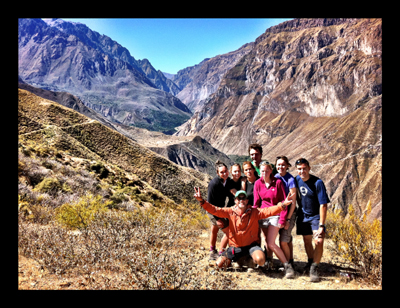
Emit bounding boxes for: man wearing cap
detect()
[194,187,294,269]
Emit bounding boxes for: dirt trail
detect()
[194,230,380,290]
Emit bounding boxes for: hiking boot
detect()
[284,262,295,279]
[303,259,313,274]
[289,259,296,272]
[310,263,320,282]
[243,256,256,269]
[209,249,219,261]
[264,256,273,270]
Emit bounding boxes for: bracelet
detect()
[199,199,205,205]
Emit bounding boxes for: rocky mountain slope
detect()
[18,18,191,134]
[18,80,232,178]
[172,43,254,112]
[128,129,234,177]
[18,87,211,204]
[175,18,382,220]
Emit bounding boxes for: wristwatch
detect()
[319,224,325,228]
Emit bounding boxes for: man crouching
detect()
[194,187,293,269]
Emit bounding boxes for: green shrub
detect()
[56,193,111,229]
[33,178,62,194]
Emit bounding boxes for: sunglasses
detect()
[295,158,309,165]
[259,161,270,166]
[237,195,247,200]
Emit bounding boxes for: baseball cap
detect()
[235,190,248,199]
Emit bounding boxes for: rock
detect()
[175,18,382,220]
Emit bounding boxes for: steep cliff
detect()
[175,18,382,219]
[174,43,254,112]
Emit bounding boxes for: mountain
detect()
[137,58,181,96]
[173,43,254,112]
[175,18,382,220]
[18,77,118,132]
[18,87,210,203]
[18,18,191,134]
[18,79,234,177]
[120,127,235,177]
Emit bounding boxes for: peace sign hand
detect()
[193,187,204,202]
[283,191,294,206]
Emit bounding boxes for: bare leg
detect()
[266,226,288,264]
[251,249,266,267]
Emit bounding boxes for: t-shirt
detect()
[295,174,330,222]
[251,161,260,177]
[274,172,296,196]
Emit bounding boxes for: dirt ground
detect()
[18,228,381,290]
[194,229,381,290]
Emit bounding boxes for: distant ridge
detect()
[18,18,191,133]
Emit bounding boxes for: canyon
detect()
[18,18,382,220]
[175,18,382,219]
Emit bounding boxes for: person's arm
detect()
[258,201,285,219]
[241,176,247,191]
[284,187,297,230]
[314,179,329,237]
[313,203,327,238]
[194,187,230,219]
[276,180,288,226]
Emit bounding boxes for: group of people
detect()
[193,143,330,282]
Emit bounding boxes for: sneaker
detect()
[310,263,320,282]
[209,249,219,261]
[284,262,295,279]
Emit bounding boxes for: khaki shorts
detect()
[207,212,229,229]
[279,209,297,243]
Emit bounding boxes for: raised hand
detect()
[283,191,294,206]
[193,187,203,202]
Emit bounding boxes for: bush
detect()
[90,162,109,179]
[19,204,237,289]
[56,193,111,229]
[33,178,62,195]
[326,201,382,285]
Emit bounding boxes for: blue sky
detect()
[61,18,293,75]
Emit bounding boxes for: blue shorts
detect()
[296,213,325,236]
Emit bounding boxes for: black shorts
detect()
[221,242,262,262]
